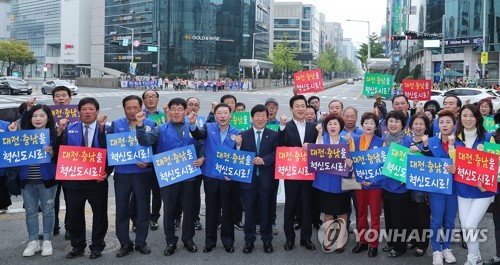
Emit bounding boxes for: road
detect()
[0,81,497,265]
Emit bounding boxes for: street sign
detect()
[45,64,52,70]
[133,40,141,47]
[481,52,488,64]
[147,46,158,52]
[122,38,129,46]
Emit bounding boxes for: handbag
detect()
[341,177,361,191]
[4,167,21,196]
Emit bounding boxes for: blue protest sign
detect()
[351,146,389,183]
[211,147,255,183]
[0,129,52,167]
[106,132,153,166]
[153,145,201,188]
[406,156,453,195]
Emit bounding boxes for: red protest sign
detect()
[275,147,315,180]
[402,79,432,100]
[455,146,498,192]
[293,69,323,94]
[56,145,107,181]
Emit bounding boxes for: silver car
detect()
[41,80,78,95]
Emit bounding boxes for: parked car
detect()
[41,80,78,95]
[346,78,354,84]
[0,78,32,95]
[423,88,497,112]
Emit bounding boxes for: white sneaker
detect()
[41,241,53,256]
[433,251,444,265]
[464,259,483,265]
[443,249,457,264]
[23,240,41,257]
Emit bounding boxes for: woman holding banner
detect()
[312,114,351,253]
[380,110,411,258]
[419,110,458,265]
[348,112,384,258]
[403,113,431,257]
[454,104,496,265]
[13,104,58,257]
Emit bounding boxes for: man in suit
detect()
[278,94,318,251]
[236,104,278,254]
[188,103,240,253]
[57,97,113,259]
[136,97,204,256]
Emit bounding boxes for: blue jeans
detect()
[22,183,57,241]
[428,192,458,251]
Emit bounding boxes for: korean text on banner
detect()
[49,105,80,125]
[230,112,251,131]
[307,144,349,176]
[363,73,394,98]
[351,146,389,183]
[406,156,453,195]
[293,69,324,94]
[455,146,498,192]
[106,132,153,166]
[56,145,106,181]
[275,147,315,180]
[211,147,255,183]
[382,143,422,183]
[0,128,52,168]
[153,145,200,188]
[402,79,432,100]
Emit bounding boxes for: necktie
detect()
[256,131,261,176]
[84,125,90,147]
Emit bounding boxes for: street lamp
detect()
[346,19,370,72]
[117,25,135,73]
[252,31,269,89]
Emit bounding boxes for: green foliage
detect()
[267,36,302,75]
[356,33,386,72]
[394,64,410,83]
[0,39,36,77]
[410,64,423,79]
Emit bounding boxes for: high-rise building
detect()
[0,0,10,41]
[342,38,358,65]
[324,22,343,57]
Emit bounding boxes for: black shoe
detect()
[352,243,369,253]
[294,223,301,230]
[150,221,159,231]
[203,246,214,253]
[234,222,244,230]
[387,249,403,258]
[163,244,176,256]
[89,250,102,259]
[300,239,316,250]
[484,258,500,265]
[135,245,151,255]
[132,225,136,233]
[243,244,254,254]
[382,245,394,252]
[413,248,425,257]
[66,248,84,259]
[53,228,60,235]
[368,247,378,257]
[194,220,203,231]
[116,245,134,257]
[263,242,273,253]
[65,231,70,240]
[284,240,294,251]
[336,246,345,253]
[224,245,234,253]
[407,243,416,250]
[184,241,197,253]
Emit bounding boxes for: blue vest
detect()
[455,133,498,198]
[352,134,385,189]
[112,117,156,174]
[202,123,240,179]
[67,122,102,148]
[0,120,10,176]
[340,127,363,138]
[312,135,349,194]
[157,122,197,153]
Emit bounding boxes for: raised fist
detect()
[421,135,428,145]
[135,112,146,126]
[315,123,323,134]
[280,115,288,126]
[448,135,455,146]
[8,121,17,132]
[26,97,36,111]
[188,111,197,125]
[98,115,107,128]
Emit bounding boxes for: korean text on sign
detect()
[455,146,499,192]
[406,156,453,195]
[275,147,315,180]
[230,112,251,130]
[382,143,422,183]
[351,146,388,183]
[148,113,166,125]
[307,144,349,176]
[106,132,153,166]
[211,146,255,183]
[49,105,80,125]
[0,128,52,168]
[363,73,394,98]
[153,144,200,188]
[402,79,432,100]
[293,69,324,94]
[484,142,500,182]
[56,145,106,181]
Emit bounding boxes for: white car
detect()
[423,88,497,112]
[41,80,78,95]
[346,78,354,84]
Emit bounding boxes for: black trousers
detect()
[130,172,161,224]
[494,211,500,257]
[241,182,274,244]
[193,176,203,221]
[54,182,67,231]
[284,180,313,242]
[161,181,195,245]
[310,187,321,226]
[383,190,411,253]
[114,172,152,247]
[231,185,243,225]
[410,201,430,251]
[204,177,235,247]
[64,183,108,252]
[0,175,11,210]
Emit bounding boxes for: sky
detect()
[275,0,387,49]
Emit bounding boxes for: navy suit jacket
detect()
[277,119,318,147]
[239,127,278,190]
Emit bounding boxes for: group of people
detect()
[1,85,500,265]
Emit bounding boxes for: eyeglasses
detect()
[169,108,185,113]
[188,103,200,107]
[144,96,158,100]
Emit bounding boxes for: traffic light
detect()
[404,31,418,40]
[391,35,406,41]
[404,31,437,40]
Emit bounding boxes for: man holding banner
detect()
[56,97,112,260]
[136,98,204,256]
[278,95,319,251]
[108,95,157,257]
[188,103,240,253]
[236,104,278,254]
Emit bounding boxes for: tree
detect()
[356,33,386,72]
[0,39,35,76]
[410,64,423,79]
[267,36,302,84]
[341,57,357,75]
[314,48,337,80]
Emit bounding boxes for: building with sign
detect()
[102,0,272,78]
[9,0,91,78]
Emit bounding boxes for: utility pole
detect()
[440,15,445,90]
[482,0,486,84]
[157,30,160,77]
